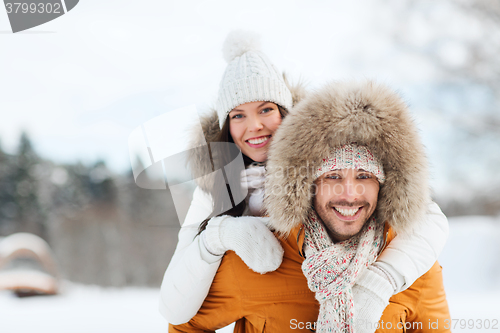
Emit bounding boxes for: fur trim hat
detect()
[216,30,293,129]
[264,80,430,237]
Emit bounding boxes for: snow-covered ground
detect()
[1,216,499,333]
[437,216,500,332]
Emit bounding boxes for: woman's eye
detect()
[326,174,340,180]
[231,114,243,119]
[261,107,274,114]
[358,174,372,179]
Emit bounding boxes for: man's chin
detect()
[334,225,365,242]
[320,212,373,242]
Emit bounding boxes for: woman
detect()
[160,30,299,324]
[159,31,449,329]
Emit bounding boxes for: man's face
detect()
[313,168,380,242]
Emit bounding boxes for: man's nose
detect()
[339,177,358,200]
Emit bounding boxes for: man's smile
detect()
[331,206,364,221]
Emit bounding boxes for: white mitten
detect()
[240,165,266,216]
[353,266,395,333]
[202,215,283,274]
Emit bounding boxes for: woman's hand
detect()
[240,165,266,216]
[202,215,283,274]
[353,266,395,333]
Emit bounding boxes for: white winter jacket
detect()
[159,187,222,325]
[159,186,449,325]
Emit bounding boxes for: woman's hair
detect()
[197,104,289,234]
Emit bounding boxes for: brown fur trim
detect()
[283,73,308,107]
[264,80,430,237]
[187,73,308,193]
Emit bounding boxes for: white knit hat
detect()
[216,30,293,129]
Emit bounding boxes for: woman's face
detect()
[228,101,282,162]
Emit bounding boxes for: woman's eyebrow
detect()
[231,102,272,112]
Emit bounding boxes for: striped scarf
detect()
[301,211,384,332]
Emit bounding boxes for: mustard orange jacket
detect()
[170,224,450,333]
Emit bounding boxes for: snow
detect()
[0,216,498,332]
[0,284,170,333]
[437,216,500,332]
[0,281,235,333]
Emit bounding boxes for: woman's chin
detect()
[245,153,267,163]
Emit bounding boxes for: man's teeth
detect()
[247,136,269,145]
[334,207,360,217]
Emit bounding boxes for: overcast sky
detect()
[0,0,474,196]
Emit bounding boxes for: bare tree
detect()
[389,0,500,215]
[393,0,500,134]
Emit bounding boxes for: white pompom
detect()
[222,30,261,63]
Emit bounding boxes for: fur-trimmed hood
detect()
[187,74,308,194]
[264,80,430,237]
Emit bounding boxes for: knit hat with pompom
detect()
[216,30,293,129]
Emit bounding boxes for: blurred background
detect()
[0,0,499,332]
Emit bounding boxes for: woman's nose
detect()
[247,116,264,131]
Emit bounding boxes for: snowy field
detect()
[1,216,499,333]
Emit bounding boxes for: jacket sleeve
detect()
[159,187,223,325]
[375,201,449,293]
[168,252,243,332]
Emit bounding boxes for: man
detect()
[169,81,450,332]
[265,80,450,332]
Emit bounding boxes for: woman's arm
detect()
[159,187,222,325]
[374,201,449,292]
[353,201,449,333]
[159,186,284,325]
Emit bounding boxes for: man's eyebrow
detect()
[357,169,376,175]
[321,170,341,176]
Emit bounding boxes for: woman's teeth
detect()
[247,136,269,145]
[334,207,360,217]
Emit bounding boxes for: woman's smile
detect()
[246,135,271,148]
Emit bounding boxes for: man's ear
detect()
[310,182,319,201]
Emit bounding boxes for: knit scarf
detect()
[301,211,384,333]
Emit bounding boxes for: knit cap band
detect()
[315,144,385,183]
